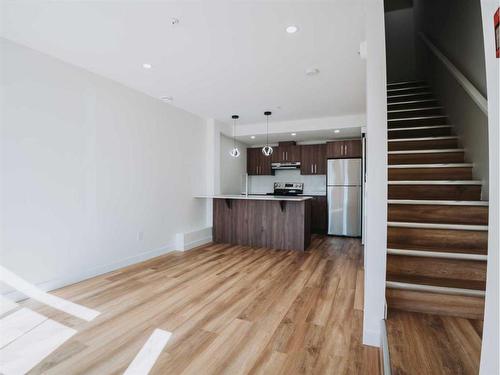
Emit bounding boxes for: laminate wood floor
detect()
[18,235,380,374]
[386,310,482,375]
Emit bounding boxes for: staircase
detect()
[385,80,488,320]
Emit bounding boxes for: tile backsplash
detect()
[247,169,326,195]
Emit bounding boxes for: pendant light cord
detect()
[233,118,236,148]
[266,114,269,146]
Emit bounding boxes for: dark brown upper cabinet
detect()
[247,147,273,175]
[301,144,326,175]
[326,140,362,159]
[273,141,300,163]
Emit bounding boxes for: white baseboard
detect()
[176,227,212,251]
[184,236,212,251]
[3,241,177,302]
[381,320,392,375]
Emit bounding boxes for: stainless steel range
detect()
[267,182,304,196]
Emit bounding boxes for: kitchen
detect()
[201,123,364,252]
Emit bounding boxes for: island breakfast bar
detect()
[198,195,312,251]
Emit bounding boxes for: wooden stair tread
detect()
[387,226,488,255]
[388,199,488,206]
[387,255,487,284]
[388,117,449,128]
[387,255,486,288]
[388,100,440,111]
[388,106,443,113]
[385,242,487,255]
[386,288,485,319]
[388,108,444,120]
[388,138,459,151]
[388,184,481,200]
[386,273,486,290]
[388,126,452,139]
[387,86,430,94]
[389,163,472,167]
[389,151,465,164]
[387,93,434,104]
[389,167,472,181]
[388,204,488,225]
[386,310,482,373]
[388,148,464,153]
[387,221,487,231]
[387,80,427,87]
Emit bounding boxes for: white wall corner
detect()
[479,2,500,374]
[362,0,388,348]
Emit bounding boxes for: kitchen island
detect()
[198,195,312,251]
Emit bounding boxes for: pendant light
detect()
[262,111,273,156]
[229,115,240,158]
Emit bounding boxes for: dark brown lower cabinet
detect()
[310,196,328,234]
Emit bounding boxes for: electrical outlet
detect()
[137,231,144,241]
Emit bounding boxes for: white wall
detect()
[414,0,487,94]
[0,38,208,293]
[248,170,326,195]
[219,134,247,194]
[363,0,387,347]
[479,1,499,373]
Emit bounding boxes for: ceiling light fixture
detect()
[229,115,240,158]
[334,129,340,133]
[291,133,296,136]
[262,111,273,157]
[250,135,256,139]
[305,67,320,76]
[286,25,299,34]
[143,63,152,69]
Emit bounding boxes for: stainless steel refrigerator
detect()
[327,159,362,236]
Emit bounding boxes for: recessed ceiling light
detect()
[250,136,256,139]
[334,129,340,133]
[286,25,299,34]
[160,96,173,102]
[291,133,296,136]
[143,63,152,69]
[305,68,320,76]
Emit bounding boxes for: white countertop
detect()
[196,194,313,202]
